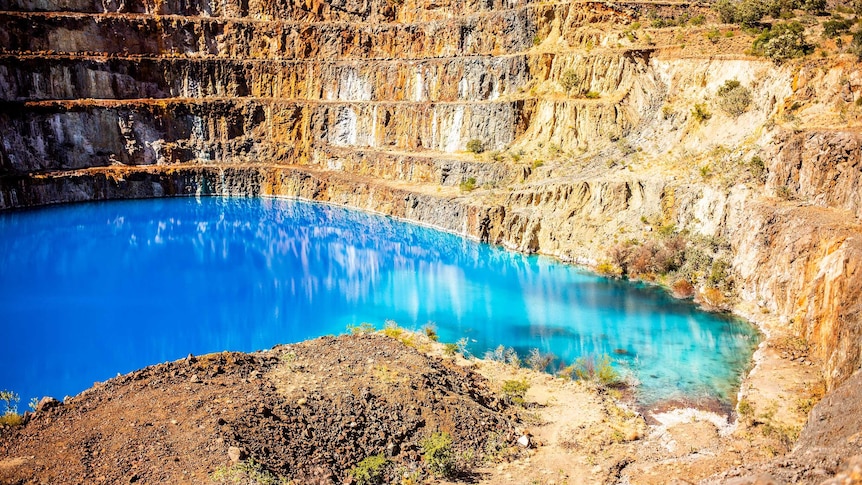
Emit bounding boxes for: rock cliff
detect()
[1,0,861,479]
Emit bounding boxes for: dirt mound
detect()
[0,334,519,484]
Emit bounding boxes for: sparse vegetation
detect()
[459,177,477,192]
[422,323,439,342]
[349,454,390,485]
[749,155,766,183]
[569,354,620,387]
[466,139,485,154]
[443,343,459,356]
[716,79,752,116]
[421,432,456,477]
[501,379,530,406]
[585,91,600,99]
[691,103,712,123]
[347,322,376,335]
[526,348,555,372]
[485,345,521,367]
[211,458,285,485]
[738,398,754,423]
[776,185,794,199]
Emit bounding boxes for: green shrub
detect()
[347,322,376,335]
[423,323,439,342]
[531,159,544,169]
[211,458,282,485]
[715,0,765,27]
[459,177,477,192]
[421,432,456,477]
[706,29,722,43]
[717,79,752,116]
[762,0,800,18]
[382,320,404,339]
[749,155,766,183]
[752,22,813,63]
[658,223,677,237]
[585,91,600,99]
[850,32,862,59]
[738,398,754,423]
[349,454,389,485]
[708,258,731,286]
[801,0,825,14]
[691,103,712,123]
[501,379,530,405]
[466,139,485,154]
[776,185,794,199]
[571,354,620,387]
[560,68,580,93]
[443,343,459,356]
[822,17,853,38]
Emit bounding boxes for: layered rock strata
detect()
[1,0,861,418]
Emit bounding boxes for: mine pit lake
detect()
[0,197,759,409]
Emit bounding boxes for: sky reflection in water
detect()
[0,197,759,406]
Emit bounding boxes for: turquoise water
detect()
[0,197,759,408]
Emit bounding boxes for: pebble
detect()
[189,375,200,384]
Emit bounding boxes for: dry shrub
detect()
[671,279,695,298]
[699,287,725,309]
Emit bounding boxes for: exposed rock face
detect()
[1,0,861,457]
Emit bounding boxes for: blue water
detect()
[0,197,759,408]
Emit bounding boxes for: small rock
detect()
[189,375,200,383]
[517,435,531,448]
[227,446,244,463]
[170,419,178,425]
[297,398,307,406]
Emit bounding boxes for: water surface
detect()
[0,197,759,407]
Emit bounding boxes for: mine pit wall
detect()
[2,154,861,390]
[0,0,860,397]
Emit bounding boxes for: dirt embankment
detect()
[0,334,520,484]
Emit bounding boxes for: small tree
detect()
[801,0,826,15]
[752,22,813,63]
